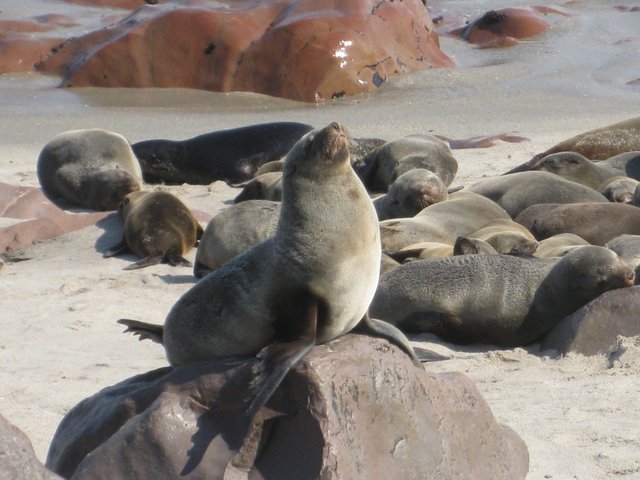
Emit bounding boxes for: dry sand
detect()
[1,0,640,478]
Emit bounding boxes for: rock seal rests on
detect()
[104,190,203,270]
[120,122,423,422]
[37,128,143,211]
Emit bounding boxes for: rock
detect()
[46,335,529,479]
[541,286,640,356]
[0,413,62,480]
[0,182,110,254]
[35,0,453,102]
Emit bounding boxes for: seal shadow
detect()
[93,213,124,253]
[156,273,197,285]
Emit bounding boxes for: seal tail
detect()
[117,319,164,344]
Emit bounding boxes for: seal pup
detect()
[119,123,424,421]
[370,246,635,346]
[387,237,497,263]
[37,128,143,211]
[605,234,640,284]
[530,117,640,161]
[469,218,538,255]
[379,190,510,252]
[534,233,590,259]
[194,200,280,278]
[468,171,608,218]
[360,134,458,191]
[233,172,283,203]
[515,202,640,245]
[131,122,314,185]
[104,190,203,269]
[372,169,454,221]
[600,176,639,203]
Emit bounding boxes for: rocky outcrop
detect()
[33,0,453,102]
[46,334,528,479]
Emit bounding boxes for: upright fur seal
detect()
[37,128,143,211]
[120,123,423,421]
[132,122,314,185]
[105,190,203,269]
[370,246,635,346]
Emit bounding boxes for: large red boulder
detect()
[46,335,529,479]
[34,0,453,102]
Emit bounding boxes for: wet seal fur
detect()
[132,122,314,185]
[104,190,203,270]
[37,128,143,211]
[371,246,635,346]
[119,123,428,425]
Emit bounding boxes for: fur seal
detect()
[600,176,639,203]
[194,200,280,278]
[233,172,283,203]
[530,117,640,161]
[505,152,623,188]
[370,246,635,346]
[37,128,143,211]
[119,123,424,421]
[605,234,640,284]
[104,190,203,269]
[387,236,497,263]
[131,122,314,185]
[379,190,510,252]
[469,218,538,255]
[515,202,640,245]
[534,233,590,259]
[359,134,458,191]
[372,169,453,221]
[468,171,608,218]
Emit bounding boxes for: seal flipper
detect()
[118,318,164,344]
[166,253,192,268]
[354,313,446,366]
[103,238,129,258]
[123,254,164,270]
[245,299,318,421]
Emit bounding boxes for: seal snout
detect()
[322,122,351,159]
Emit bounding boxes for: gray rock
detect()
[541,286,640,356]
[0,413,62,480]
[46,335,528,480]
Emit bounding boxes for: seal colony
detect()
[119,122,423,420]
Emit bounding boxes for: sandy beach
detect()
[2,0,640,478]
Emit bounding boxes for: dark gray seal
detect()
[37,128,143,211]
[131,122,314,185]
[370,246,634,346]
[515,202,640,245]
[104,190,203,269]
[468,171,608,218]
[119,123,425,423]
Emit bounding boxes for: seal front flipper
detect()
[103,238,129,258]
[123,254,164,270]
[245,299,318,421]
[118,318,164,344]
[355,313,445,366]
[166,253,193,268]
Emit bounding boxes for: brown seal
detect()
[371,246,634,346]
[118,123,429,426]
[104,190,203,269]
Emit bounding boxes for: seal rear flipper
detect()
[355,313,425,367]
[245,300,318,422]
[117,318,164,344]
[166,254,192,268]
[123,254,164,270]
[103,238,129,258]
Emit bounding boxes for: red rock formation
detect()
[33,0,453,102]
